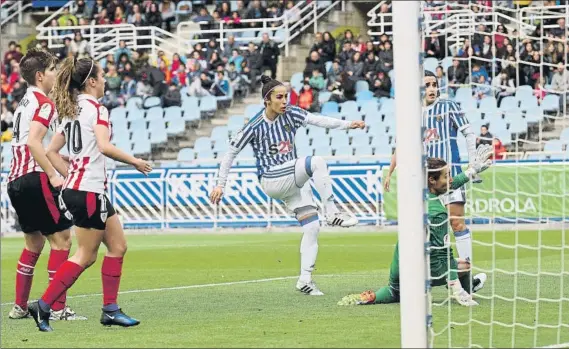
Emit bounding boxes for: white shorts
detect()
[260,157,316,213]
[439,187,466,206]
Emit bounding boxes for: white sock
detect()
[309,156,338,216]
[299,216,320,283]
[454,228,472,263]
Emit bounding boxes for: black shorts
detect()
[61,189,116,230]
[7,172,73,235]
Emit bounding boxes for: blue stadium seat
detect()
[340,101,360,120]
[182,95,199,110]
[515,85,533,104]
[526,152,547,161]
[494,129,512,145]
[196,150,217,167]
[227,115,246,132]
[166,119,185,136]
[308,127,327,141]
[466,110,483,124]
[519,96,538,110]
[129,119,147,132]
[458,96,477,112]
[200,95,217,113]
[112,118,128,133]
[560,127,569,142]
[194,137,213,152]
[313,144,332,156]
[131,129,149,143]
[245,104,264,119]
[499,96,517,111]
[145,107,164,121]
[351,134,371,148]
[372,136,393,156]
[164,106,183,122]
[110,106,127,120]
[334,146,354,163]
[488,117,508,133]
[354,146,373,157]
[143,96,162,109]
[321,101,340,117]
[183,108,201,122]
[478,96,497,114]
[544,139,564,152]
[211,126,230,142]
[318,91,332,104]
[506,111,527,135]
[311,133,330,148]
[213,139,229,153]
[455,87,473,101]
[356,90,374,101]
[360,100,379,120]
[236,145,256,166]
[149,127,168,144]
[148,119,166,131]
[441,57,453,72]
[423,57,438,73]
[295,132,310,149]
[126,96,143,110]
[291,72,304,88]
[356,80,369,93]
[542,94,559,112]
[114,137,132,153]
[126,105,144,121]
[329,131,349,149]
[177,148,196,162]
[380,99,395,113]
[274,29,286,43]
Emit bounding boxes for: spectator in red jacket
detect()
[492,137,507,160]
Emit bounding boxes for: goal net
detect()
[393,1,569,348]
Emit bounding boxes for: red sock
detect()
[41,261,84,307]
[15,249,40,309]
[102,256,123,306]
[47,249,70,311]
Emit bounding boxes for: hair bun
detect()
[260,75,272,84]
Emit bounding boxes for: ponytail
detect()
[52,57,98,120]
[52,57,78,121]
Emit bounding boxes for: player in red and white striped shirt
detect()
[28,57,152,332]
[6,49,84,321]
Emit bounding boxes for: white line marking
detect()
[0,275,301,307]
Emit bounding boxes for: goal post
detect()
[392,1,429,348]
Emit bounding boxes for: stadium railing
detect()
[35,0,345,59]
[0,0,31,27]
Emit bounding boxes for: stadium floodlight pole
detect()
[392,1,428,348]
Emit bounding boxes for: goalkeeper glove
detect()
[337,290,376,306]
[450,281,478,307]
[465,144,493,180]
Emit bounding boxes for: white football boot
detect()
[296,280,325,296]
[9,304,30,319]
[325,212,358,227]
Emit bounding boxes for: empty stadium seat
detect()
[455,87,473,101]
[149,127,168,144]
[560,128,569,142]
[360,101,379,120]
[183,108,201,123]
[321,101,340,117]
[132,141,151,155]
[423,57,438,73]
[542,94,560,112]
[110,106,127,120]
[499,96,517,111]
[146,107,164,121]
[129,119,147,132]
[143,96,162,109]
[356,80,369,93]
[182,95,199,110]
[166,119,185,136]
[126,96,143,110]
[458,96,477,112]
[177,148,196,162]
[318,91,332,104]
[200,95,218,114]
[211,126,230,142]
[380,99,395,113]
[194,137,213,152]
[291,72,304,89]
[544,139,564,152]
[329,131,350,149]
[164,106,183,122]
[339,101,360,120]
[519,96,539,110]
[236,145,255,166]
[478,96,498,113]
[245,104,264,118]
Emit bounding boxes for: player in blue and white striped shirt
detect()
[210,75,366,296]
[384,71,478,267]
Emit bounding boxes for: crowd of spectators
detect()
[2,0,297,142]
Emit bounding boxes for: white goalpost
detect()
[392,1,428,348]
[391,2,569,348]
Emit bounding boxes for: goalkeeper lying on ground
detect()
[339,145,494,307]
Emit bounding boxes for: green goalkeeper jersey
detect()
[428,173,470,259]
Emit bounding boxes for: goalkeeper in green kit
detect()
[339,145,493,307]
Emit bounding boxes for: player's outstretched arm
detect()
[305,112,365,130]
[46,130,69,178]
[94,125,152,175]
[451,144,493,190]
[449,101,480,183]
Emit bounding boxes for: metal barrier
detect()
[34,0,343,59]
[0,1,32,27]
[1,164,384,232]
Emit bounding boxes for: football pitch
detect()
[1,229,568,348]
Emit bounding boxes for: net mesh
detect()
[417,2,569,348]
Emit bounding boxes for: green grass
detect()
[1,230,568,348]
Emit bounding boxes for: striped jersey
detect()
[229,105,308,177]
[8,86,58,182]
[423,98,469,176]
[59,94,112,194]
